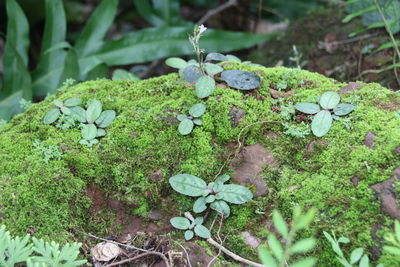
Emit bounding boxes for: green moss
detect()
[0,64,399,265]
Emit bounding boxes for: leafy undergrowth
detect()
[0,63,399,266]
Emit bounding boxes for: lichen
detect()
[0,64,399,265]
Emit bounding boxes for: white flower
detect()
[198,24,207,34]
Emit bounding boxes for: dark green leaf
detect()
[189,103,206,117]
[295,103,320,114]
[205,53,228,62]
[220,70,261,90]
[194,224,211,239]
[43,108,61,124]
[133,0,165,27]
[81,124,97,140]
[184,65,204,83]
[204,63,224,76]
[193,197,207,213]
[178,119,194,135]
[169,174,208,197]
[170,217,190,230]
[311,110,333,137]
[75,0,118,57]
[44,41,71,55]
[85,62,108,80]
[319,92,340,109]
[195,76,216,98]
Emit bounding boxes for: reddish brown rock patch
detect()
[86,183,107,214]
[364,132,377,150]
[339,82,363,95]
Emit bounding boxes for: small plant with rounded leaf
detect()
[170,212,211,241]
[169,174,253,218]
[258,207,317,267]
[43,98,82,125]
[177,103,206,135]
[295,91,356,137]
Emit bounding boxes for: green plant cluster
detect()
[43,98,116,147]
[32,139,62,164]
[177,103,206,135]
[0,225,86,267]
[295,91,355,137]
[1,0,270,122]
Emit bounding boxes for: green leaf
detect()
[359,254,369,267]
[210,200,231,218]
[323,231,335,244]
[194,224,211,239]
[289,238,316,255]
[311,110,333,137]
[272,210,289,239]
[215,174,230,184]
[342,5,376,23]
[333,104,355,116]
[177,114,187,121]
[350,248,364,264]
[289,257,317,267]
[193,197,207,213]
[169,174,208,197]
[185,230,194,240]
[43,108,61,124]
[81,124,97,140]
[226,54,241,62]
[178,119,194,135]
[383,246,400,256]
[319,92,340,109]
[44,41,71,54]
[75,0,118,57]
[189,103,206,117]
[193,119,202,126]
[294,209,316,230]
[59,48,80,85]
[54,99,63,107]
[395,220,400,242]
[295,103,321,114]
[204,63,224,76]
[70,106,86,123]
[217,184,253,204]
[166,57,187,69]
[170,217,191,230]
[338,237,350,243]
[32,0,67,97]
[60,106,71,115]
[220,70,261,90]
[205,52,228,62]
[195,76,216,99]
[184,65,204,83]
[258,246,278,267]
[86,99,102,123]
[64,98,82,107]
[205,195,215,203]
[95,110,116,128]
[112,69,140,81]
[268,233,284,262]
[97,128,106,137]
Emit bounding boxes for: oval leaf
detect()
[295,103,321,114]
[220,70,261,90]
[205,195,215,203]
[268,234,284,262]
[54,99,63,107]
[289,238,316,255]
[350,248,364,264]
[194,217,204,225]
[184,230,194,240]
[97,128,106,137]
[205,52,227,62]
[319,91,340,109]
[289,257,317,267]
[170,217,190,230]
[193,119,202,126]
[210,200,230,218]
[43,108,61,124]
[226,54,241,62]
[194,224,211,239]
[272,210,288,239]
[64,98,82,107]
[189,103,206,117]
[204,63,223,76]
[311,110,333,137]
[215,174,230,184]
[81,124,97,140]
[86,99,102,123]
[178,119,194,135]
[258,247,278,267]
[195,76,216,99]
[193,197,207,213]
[218,184,253,204]
[60,106,71,115]
[359,254,369,267]
[166,57,187,69]
[333,103,355,116]
[71,106,86,123]
[177,114,187,121]
[183,65,204,83]
[169,174,208,197]
[95,110,116,128]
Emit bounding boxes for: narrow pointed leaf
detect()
[59,48,80,84]
[169,174,208,196]
[268,234,284,262]
[272,210,289,239]
[258,247,278,267]
[289,238,316,255]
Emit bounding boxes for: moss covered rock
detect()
[0,63,399,266]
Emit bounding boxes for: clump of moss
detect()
[0,63,399,265]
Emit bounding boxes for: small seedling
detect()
[177,103,206,135]
[324,231,384,267]
[169,174,253,218]
[33,139,62,163]
[295,91,355,137]
[170,212,211,240]
[383,220,400,257]
[43,98,82,124]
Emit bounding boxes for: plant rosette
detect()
[170,212,211,241]
[177,103,206,135]
[295,91,355,137]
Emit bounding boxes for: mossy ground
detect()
[0,63,399,266]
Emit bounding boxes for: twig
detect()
[88,233,170,267]
[173,241,192,267]
[207,215,225,267]
[207,238,264,267]
[197,0,238,25]
[105,252,167,267]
